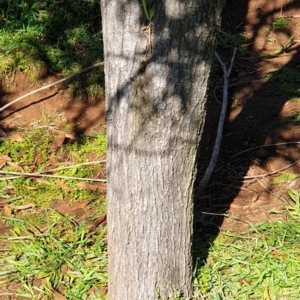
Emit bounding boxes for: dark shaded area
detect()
[0,0,104,136]
[194,0,300,272]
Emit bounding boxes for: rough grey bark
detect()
[100,1,223,299]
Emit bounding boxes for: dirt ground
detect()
[197,0,300,235]
[1,0,300,236]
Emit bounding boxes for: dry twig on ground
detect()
[197,48,237,193]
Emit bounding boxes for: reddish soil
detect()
[0,0,300,237]
[197,0,300,235]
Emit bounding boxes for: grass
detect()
[2,125,300,299]
[266,67,300,97]
[0,124,107,299]
[218,31,250,56]
[0,0,104,97]
[193,192,300,300]
[272,17,290,31]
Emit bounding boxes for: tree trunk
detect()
[100,1,223,298]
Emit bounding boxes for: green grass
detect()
[0,0,103,96]
[272,17,290,31]
[0,213,107,299]
[0,126,106,207]
[193,193,300,299]
[218,31,250,56]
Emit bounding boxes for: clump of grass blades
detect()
[194,196,300,299]
[0,212,107,299]
[266,67,300,97]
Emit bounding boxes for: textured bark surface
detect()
[100,1,223,299]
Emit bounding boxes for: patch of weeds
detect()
[194,192,300,299]
[0,0,103,96]
[65,133,106,157]
[272,17,290,30]
[266,67,300,97]
[0,212,107,299]
[0,129,55,166]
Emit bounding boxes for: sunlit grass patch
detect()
[194,210,300,299]
[0,212,107,299]
[0,124,107,298]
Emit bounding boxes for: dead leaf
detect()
[0,199,12,206]
[2,184,15,190]
[55,179,72,192]
[35,178,53,185]
[69,200,91,211]
[49,156,58,166]
[238,278,251,286]
[34,152,43,166]
[17,149,27,158]
[87,214,107,229]
[9,134,25,142]
[77,182,106,191]
[53,291,67,300]
[49,133,66,150]
[0,154,12,169]
[7,161,24,172]
[3,205,12,216]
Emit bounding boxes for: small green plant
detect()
[272,17,290,30]
[266,67,300,96]
[286,189,300,217]
[218,31,249,55]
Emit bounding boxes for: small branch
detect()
[197,48,237,193]
[243,159,300,180]
[0,62,104,113]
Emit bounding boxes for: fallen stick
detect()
[0,170,107,182]
[197,48,237,193]
[243,159,300,180]
[0,62,104,113]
